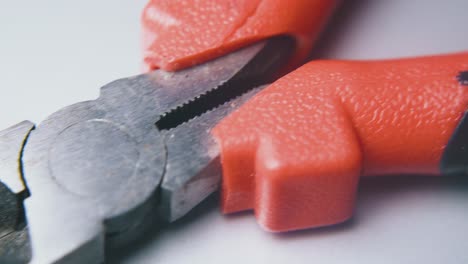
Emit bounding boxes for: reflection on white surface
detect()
[1,0,468,263]
[111,177,468,264]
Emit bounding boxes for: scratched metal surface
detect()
[1,0,468,263]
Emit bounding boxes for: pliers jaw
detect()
[159,85,268,223]
[158,37,294,222]
[0,36,294,263]
[0,121,34,263]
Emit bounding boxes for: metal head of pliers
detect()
[0,37,293,263]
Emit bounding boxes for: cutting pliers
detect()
[1,1,467,263]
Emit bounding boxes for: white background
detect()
[1,0,468,263]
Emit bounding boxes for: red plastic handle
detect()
[141,0,338,71]
[212,52,468,232]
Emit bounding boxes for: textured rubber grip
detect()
[141,0,338,71]
[211,52,468,232]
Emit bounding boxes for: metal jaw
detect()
[0,121,34,263]
[2,37,293,263]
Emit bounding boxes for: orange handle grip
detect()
[212,52,468,232]
[141,0,338,71]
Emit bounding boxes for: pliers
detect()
[0,1,467,263]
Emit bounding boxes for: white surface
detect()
[1,1,468,263]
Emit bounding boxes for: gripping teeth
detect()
[155,92,219,131]
[155,82,225,131]
[155,77,260,131]
[155,37,294,131]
